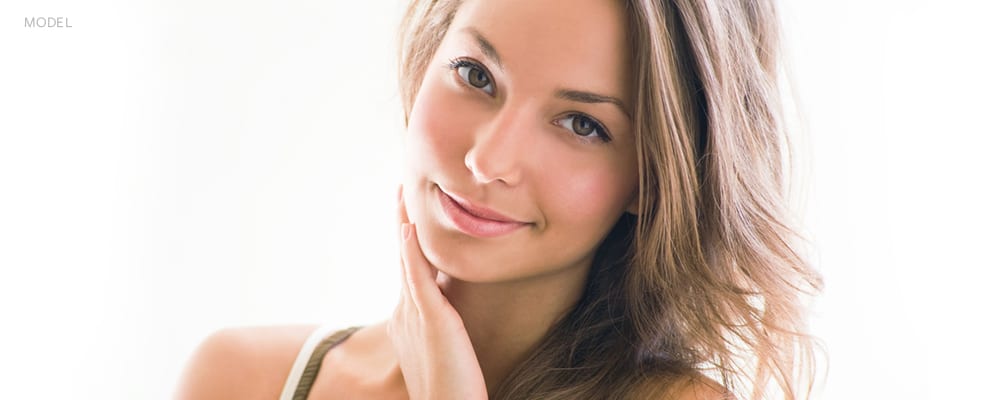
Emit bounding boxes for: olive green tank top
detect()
[278,325,362,400]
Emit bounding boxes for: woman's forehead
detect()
[446,0,633,108]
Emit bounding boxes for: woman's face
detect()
[402,0,638,283]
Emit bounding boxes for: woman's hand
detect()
[387,185,489,400]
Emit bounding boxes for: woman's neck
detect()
[434,257,593,394]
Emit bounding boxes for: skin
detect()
[392,0,637,396]
[174,0,727,398]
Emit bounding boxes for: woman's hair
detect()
[397,1,824,399]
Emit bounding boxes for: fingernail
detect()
[401,223,411,240]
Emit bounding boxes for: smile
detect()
[436,186,530,238]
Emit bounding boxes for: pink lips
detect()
[437,186,530,238]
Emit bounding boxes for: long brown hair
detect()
[397,1,824,399]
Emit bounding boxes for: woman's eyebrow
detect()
[461,26,631,120]
[461,27,505,72]
[556,89,632,120]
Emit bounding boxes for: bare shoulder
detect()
[659,373,731,400]
[173,324,320,400]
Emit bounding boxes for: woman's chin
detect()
[414,226,503,283]
[420,240,489,283]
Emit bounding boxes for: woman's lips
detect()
[436,186,530,238]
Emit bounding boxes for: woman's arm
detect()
[662,374,732,400]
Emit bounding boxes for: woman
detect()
[176,0,823,399]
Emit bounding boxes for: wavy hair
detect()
[397,1,824,399]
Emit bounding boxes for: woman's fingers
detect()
[396,184,413,307]
[400,222,442,316]
[398,237,412,305]
[398,184,410,225]
[396,183,441,315]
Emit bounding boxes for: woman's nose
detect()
[463,105,535,187]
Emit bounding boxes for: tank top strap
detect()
[279,325,362,400]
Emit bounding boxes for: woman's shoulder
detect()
[656,372,732,400]
[173,324,321,400]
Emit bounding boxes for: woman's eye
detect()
[556,114,612,143]
[448,59,495,96]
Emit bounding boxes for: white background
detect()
[0,0,997,398]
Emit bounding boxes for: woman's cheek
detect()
[408,80,480,168]
[550,168,624,230]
